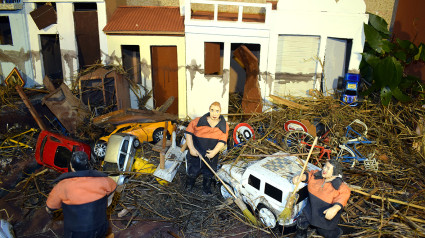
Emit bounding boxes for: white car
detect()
[101,133,140,185]
[217,152,319,229]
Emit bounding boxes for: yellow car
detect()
[94,121,174,159]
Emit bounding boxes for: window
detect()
[265,183,282,202]
[204,42,223,75]
[74,3,97,11]
[54,146,72,168]
[40,136,48,162]
[0,16,13,45]
[248,174,260,190]
[49,136,60,143]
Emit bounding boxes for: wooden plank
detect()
[92,108,178,127]
[15,86,47,131]
[269,95,309,110]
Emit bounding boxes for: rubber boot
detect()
[295,226,308,238]
[202,177,213,195]
[186,175,196,192]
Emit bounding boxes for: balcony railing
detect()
[185,0,272,25]
[0,0,23,10]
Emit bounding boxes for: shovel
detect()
[153,132,187,182]
[198,154,258,225]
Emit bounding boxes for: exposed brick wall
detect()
[363,0,396,27]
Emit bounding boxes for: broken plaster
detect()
[259,71,274,94]
[62,49,78,84]
[221,69,229,98]
[0,48,31,80]
[186,59,204,91]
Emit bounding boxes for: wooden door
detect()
[151,46,178,114]
[74,5,100,68]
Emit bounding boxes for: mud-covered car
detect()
[93,121,174,159]
[101,133,140,185]
[35,130,91,173]
[217,152,319,229]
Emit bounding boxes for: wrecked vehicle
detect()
[217,153,319,229]
[35,130,91,173]
[101,133,140,185]
[93,121,174,159]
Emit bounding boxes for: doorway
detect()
[121,45,141,84]
[73,2,100,68]
[324,38,352,95]
[151,46,178,114]
[40,34,63,80]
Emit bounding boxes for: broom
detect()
[278,136,318,222]
[198,154,258,225]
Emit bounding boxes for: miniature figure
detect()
[46,151,117,238]
[292,159,350,238]
[185,101,229,195]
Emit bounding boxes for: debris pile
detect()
[1,91,425,237]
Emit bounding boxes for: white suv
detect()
[101,133,140,185]
[217,152,319,229]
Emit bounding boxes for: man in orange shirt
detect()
[185,102,229,195]
[292,159,350,238]
[46,151,117,238]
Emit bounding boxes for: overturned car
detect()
[217,152,319,229]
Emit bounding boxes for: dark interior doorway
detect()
[40,34,63,81]
[122,45,141,84]
[229,43,260,113]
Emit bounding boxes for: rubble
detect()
[1,88,425,237]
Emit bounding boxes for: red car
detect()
[35,130,91,173]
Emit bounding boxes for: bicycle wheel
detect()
[284,131,314,153]
[337,145,356,164]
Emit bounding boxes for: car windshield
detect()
[103,161,120,176]
[54,146,72,168]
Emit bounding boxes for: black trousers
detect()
[64,222,108,238]
[186,153,218,178]
[297,210,342,238]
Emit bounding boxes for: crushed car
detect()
[35,130,91,173]
[217,152,319,229]
[100,133,140,185]
[93,121,174,159]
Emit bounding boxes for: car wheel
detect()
[93,140,107,159]
[133,139,141,148]
[257,204,277,229]
[152,128,165,144]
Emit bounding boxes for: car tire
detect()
[93,140,107,159]
[257,204,277,229]
[220,182,234,199]
[152,128,171,144]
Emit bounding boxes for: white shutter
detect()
[274,35,320,97]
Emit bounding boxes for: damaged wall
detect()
[184,0,367,117]
[106,35,187,118]
[267,0,368,97]
[24,0,108,86]
[0,10,34,86]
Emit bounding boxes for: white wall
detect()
[268,0,368,97]
[185,28,271,118]
[0,10,34,86]
[184,0,368,117]
[24,0,107,86]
